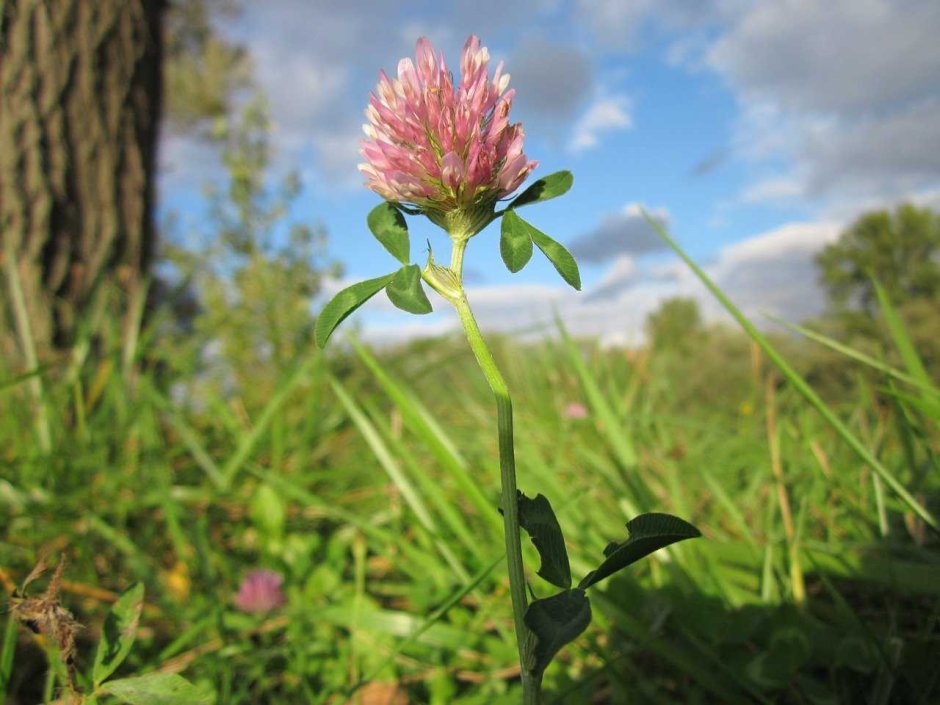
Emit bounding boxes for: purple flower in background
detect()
[563,402,589,420]
[234,569,286,613]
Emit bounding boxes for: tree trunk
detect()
[0,0,163,354]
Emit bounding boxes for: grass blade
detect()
[642,210,937,531]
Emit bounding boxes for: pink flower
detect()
[563,402,588,420]
[234,569,286,613]
[359,36,538,217]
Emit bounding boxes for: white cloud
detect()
[708,0,940,114]
[596,255,636,288]
[570,95,632,152]
[740,177,804,205]
[804,99,940,199]
[707,0,940,208]
[715,221,839,269]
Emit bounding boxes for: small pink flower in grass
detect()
[234,569,286,613]
[359,35,537,219]
[563,402,588,420]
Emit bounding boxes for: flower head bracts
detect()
[359,36,537,213]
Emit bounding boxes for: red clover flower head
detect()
[234,569,286,613]
[359,36,537,226]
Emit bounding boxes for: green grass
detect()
[1,285,938,703]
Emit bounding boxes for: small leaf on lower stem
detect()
[524,589,592,678]
[517,492,571,589]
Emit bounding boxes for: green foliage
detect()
[164,96,339,400]
[164,0,250,132]
[499,209,581,290]
[2,199,939,703]
[523,590,592,679]
[314,274,396,348]
[368,202,411,265]
[499,211,534,273]
[93,583,145,686]
[507,170,574,209]
[100,673,214,705]
[816,203,940,316]
[517,492,571,589]
[578,513,701,590]
[645,296,703,351]
[386,265,433,315]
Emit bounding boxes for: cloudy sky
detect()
[160,0,940,345]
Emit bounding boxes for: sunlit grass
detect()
[1,283,938,703]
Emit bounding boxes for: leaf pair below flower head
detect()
[500,211,581,290]
[316,203,434,348]
[498,170,580,289]
[314,265,432,349]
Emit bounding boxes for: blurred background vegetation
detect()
[1,1,938,703]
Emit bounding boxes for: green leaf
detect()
[508,171,573,209]
[524,589,592,678]
[386,265,433,314]
[578,513,701,590]
[530,224,581,290]
[500,211,534,273]
[367,202,410,264]
[517,492,571,588]
[873,280,935,398]
[315,273,396,348]
[92,583,144,686]
[99,673,213,705]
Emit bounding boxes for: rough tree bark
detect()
[0,0,164,353]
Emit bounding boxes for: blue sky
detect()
[160,0,940,345]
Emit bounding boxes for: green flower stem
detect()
[444,239,539,704]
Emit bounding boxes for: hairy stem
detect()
[451,286,537,702]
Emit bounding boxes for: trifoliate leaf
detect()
[315,273,396,348]
[578,513,701,590]
[506,214,581,290]
[386,264,433,314]
[508,171,573,209]
[500,210,534,273]
[524,589,592,678]
[368,202,410,264]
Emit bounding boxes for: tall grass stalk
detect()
[2,234,51,452]
[643,210,938,531]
